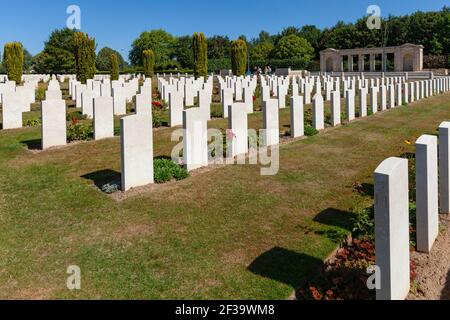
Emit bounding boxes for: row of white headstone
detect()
[1,80,38,129]
[120,75,450,191]
[374,121,450,300]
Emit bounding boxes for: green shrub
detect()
[142,49,155,77]
[67,121,93,142]
[304,125,319,136]
[110,54,119,81]
[352,206,375,240]
[208,58,231,73]
[152,109,164,128]
[153,158,189,184]
[249,58,310,71]
[35,87,45,101]
[231,39,247,76]
[192,32,208,78]
[25,119,41,127]
[74,32,96,84]
[3,42,24,84]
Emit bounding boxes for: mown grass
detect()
[0,85,449,299]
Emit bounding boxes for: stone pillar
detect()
[370,54,376,72]
[416,135,439,253]
[374,157,410,300]
[439,122,450,214]
[348,55,353,72]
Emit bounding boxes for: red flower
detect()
[152,101,163,109]
[253,96,257,101]
[71,116,78,125]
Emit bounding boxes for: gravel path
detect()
[408,215,450,300]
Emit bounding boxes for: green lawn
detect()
[0,87,449,299]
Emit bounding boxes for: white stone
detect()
[262,99,279,147]
[416,135,439,253]
[41,99,67,149]
[388,84,395,109]
[81,90,94,118]
[135,93,151,116]
[370,87,378,114]
[227,103,248,158]
[312,93,324,130]
[1,92,23,129]
[380,85,387,111]
[169,90,184,127]
[439,122,450,214]
[113,90,127,116]
[221,88,233,119]
[290,95,304,138]
[45,90,62,100]
[94,96,114,140]
[346,90,355,121]
[198,89,211,120]
[120,114,154,191]
[359,87,367,117]
[374,157,410,300]
[243,86,253,113]
[183,108,208,171]
[331,91,341,126]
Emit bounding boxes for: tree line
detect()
[2,6,450,75]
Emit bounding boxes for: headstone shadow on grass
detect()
[313,208,357,243]
[20,138,42,150]
[81,169,121,190]
[247,247,323,291]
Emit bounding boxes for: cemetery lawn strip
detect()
[0,92,450,299]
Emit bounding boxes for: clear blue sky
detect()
[0,0,448,60]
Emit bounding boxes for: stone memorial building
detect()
[320,43,423,73]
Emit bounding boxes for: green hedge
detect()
[250,58,311,71]
[208,58,231,73]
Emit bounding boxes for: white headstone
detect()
[169,90,184,127]
[183,108,208,171]
[262,99,279,147]
[374,157,410,300]
[416,135,439,253]
[1,93,23,130]
[120,114,154,191]
[290,95,304,138]
[439,122,450,214]
[94,96,114,140]
[227,103,248,158]
[41,99,67,149]
[312,93,324,130]
[331,91,341,127]
[346,90,355,121]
